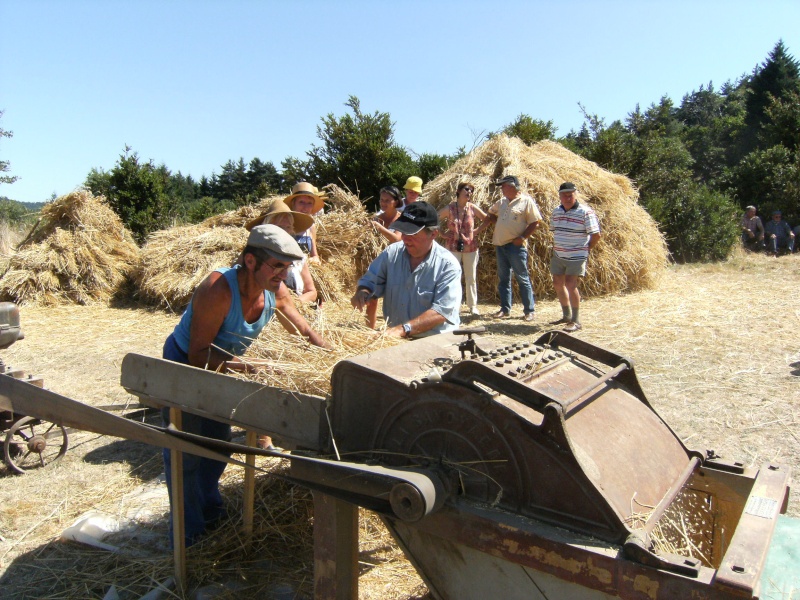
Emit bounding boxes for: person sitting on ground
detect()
[438,181,488,317]
[246,202,318,304]
[161,225,328,547]
[740,205,765,252]
[282,182,326,264]
[764,210,795,256]
[366,186,404,328]
[351,202,462,338]
[549,182,601,332]
[403,176,423,205]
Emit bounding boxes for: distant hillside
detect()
[0,197,47,222]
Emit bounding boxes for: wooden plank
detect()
[121,353,325,450]
[169,408,187,592]
[312,492,358,600]
[242,430,257,543]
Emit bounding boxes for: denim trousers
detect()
[495,243,536,314]
[161,334,232,547]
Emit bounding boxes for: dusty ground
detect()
[0,250,798,598]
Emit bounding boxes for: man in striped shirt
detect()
[550,182,601,332]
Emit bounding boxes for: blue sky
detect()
[2,0,799,204]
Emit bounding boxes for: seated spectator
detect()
[740,205,765,252]
[764,210,795,256]
[246,202,318,304]
[351,202,461,338]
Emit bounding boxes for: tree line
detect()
[2,41,798,259]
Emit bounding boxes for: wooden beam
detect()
[120,353,325,450]
[312,492,358,600]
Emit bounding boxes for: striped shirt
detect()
[550,201,601,261]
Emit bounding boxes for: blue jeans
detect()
[496,243,535,314]
[161,334,232,547]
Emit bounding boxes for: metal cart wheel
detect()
[3,416,68,474]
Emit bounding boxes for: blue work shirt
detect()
[358,241,462,337]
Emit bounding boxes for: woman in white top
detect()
[246,202,318,304]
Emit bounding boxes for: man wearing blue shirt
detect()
[351,202,462,338]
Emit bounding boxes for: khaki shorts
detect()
[550,254,587,277]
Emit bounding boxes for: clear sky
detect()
[2,0,799,204]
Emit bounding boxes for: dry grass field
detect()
[0,250,798,599]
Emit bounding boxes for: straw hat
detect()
[282,182,326,214]
[245,201,314,232]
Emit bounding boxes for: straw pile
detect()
[132,197,280,309]
[241,301,402,396]
[133,186,385,310]
[0,190,139,306]
[424,135,668,301]
[311,184,386,303]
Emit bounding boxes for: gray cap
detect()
[246,224,304,263]
[495,175,519,188]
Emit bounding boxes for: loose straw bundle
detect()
[424,135,668,301]
[310,184,387,303]
[0,190,139,306]
[242,301,402,396]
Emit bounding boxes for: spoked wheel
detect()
[4,416,68,474]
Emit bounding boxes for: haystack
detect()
[132,197,279,309]
[0,189,139,306]
[313,184,386,303]
[424,135,668,300]
[133,187,387,310]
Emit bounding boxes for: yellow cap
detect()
[403,176,423,194]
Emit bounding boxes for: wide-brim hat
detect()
[282,182,326,214]
[245,201,314,232]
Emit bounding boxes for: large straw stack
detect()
[424,135,668,300]
[132,197,280,309]
[312,184,386,303]
[0,190,139,306]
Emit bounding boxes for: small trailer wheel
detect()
[3,416,68,474]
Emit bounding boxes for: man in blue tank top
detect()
[162,224,327,546]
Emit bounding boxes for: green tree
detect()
[741,40,800,154]
[285,96,414,205]
[1,110,18,186]
[646,184,740,262]
[85,146,172,242]
[499,114,556,145]
[724,145,800,221]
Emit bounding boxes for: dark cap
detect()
[559,182,577,193]
[390,201,439,235]
[772,210,782,216]
[246,224,305,263]
[495,175,519,188]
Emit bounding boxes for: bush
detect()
[645,184,740,262]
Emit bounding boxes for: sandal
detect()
[563,322,582,332]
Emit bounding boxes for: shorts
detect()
[550,254,587,277]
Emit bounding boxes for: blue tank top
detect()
[171,266,276,358]
[295,230,313,255]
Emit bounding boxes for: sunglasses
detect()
[461,187,475,194]
[264,260,291,275]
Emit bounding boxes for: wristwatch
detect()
[402,323,412,338]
